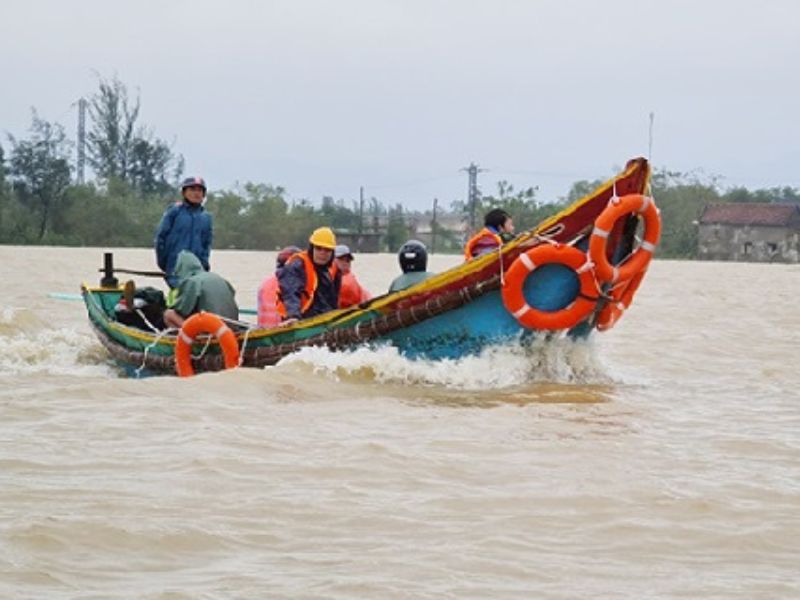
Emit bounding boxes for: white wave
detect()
[0,307,46,335]
[0,325,115,378]
[273,338,610,390]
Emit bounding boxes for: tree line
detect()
[2,76,798,257]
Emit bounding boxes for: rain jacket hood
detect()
[170,251,239,321]
[173,250,204,284]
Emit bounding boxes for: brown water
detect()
[1,246,799,599]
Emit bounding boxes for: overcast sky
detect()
[2,0,798,210]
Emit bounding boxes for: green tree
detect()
[7,111,73,240]
[386,203,410,251]
[650,168,720,259]
[562,179,605,204]
[480,180,566,231]
[320,196,361,231]
[207,190,248,250]
[721,185,800,204]
[87,76,182,194]
[239,183,291,249]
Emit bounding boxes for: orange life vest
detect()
[256,274,281,327]
[276,252,338,318]
[464,227,503,260]
[338,272,371,308]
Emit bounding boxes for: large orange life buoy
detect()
[589,194,661,284]
[595,269,646,331]
[174,311,240,377]
[501,244,597,331]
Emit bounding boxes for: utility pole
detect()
[648,111,655,163]
[431,197,438,254]
[77,97,87,184]
[358,186,364,235]
[461,162,485,232]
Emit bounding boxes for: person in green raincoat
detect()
[163,250,239,329]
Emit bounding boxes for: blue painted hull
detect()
[384,262,583,359]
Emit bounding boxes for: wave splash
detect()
[0,308,113,378]
[273,337,610,391]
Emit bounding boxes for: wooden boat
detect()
[81,157,659,377]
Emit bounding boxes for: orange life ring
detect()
[595,269,646,331]
[589,194,661,284]
[501,244,597,331]
[174,311,240,377]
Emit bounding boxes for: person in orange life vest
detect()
[277,227,342,323]
[257,245,300,327]
[464,208,515,260]
[333,245,372,309]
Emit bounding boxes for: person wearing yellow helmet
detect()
[276,227,342,322]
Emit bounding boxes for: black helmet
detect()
[398,239,428,273]
[180,176,207,194]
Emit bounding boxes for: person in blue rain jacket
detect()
[154,176,212,288]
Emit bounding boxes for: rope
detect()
[134,308,161,333]
[578,292,609,303]
[498,243,506,286]
[135,327,178,378]
[216,315,258,368]
[191,335,214,361]
[233,322,257,367]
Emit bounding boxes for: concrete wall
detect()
[698,224,800,262]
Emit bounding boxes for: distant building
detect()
[336,211,468,253]
[698,203,800,263]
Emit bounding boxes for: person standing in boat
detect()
[256,245,300,328]
[162,251,239,329]
[389,240,435,292]
[276,227,342,323]
[155,176,212,288]
[463,208,515,260]
[333,245,372,309]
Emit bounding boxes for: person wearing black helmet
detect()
[388,240,435,292]
[154,176,213,288]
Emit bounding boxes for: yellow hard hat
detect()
[308,226,336,249]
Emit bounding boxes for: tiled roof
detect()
[700,203,800,226]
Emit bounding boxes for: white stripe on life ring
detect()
[512,305,531,319]
[215,324,230,339]
[179,331,194,345]
[592,227,610,239]
[520,252,536,271]
[641,241,656,252]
